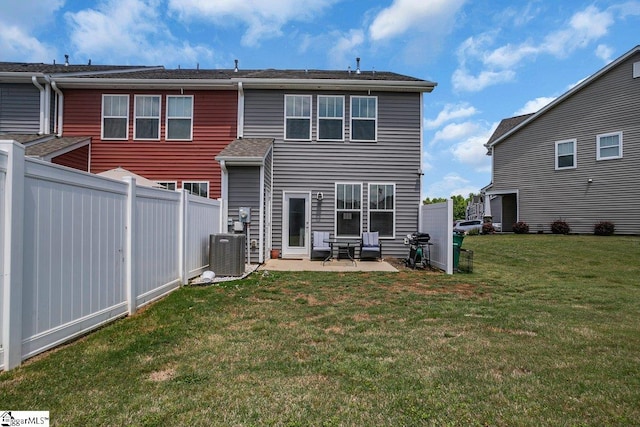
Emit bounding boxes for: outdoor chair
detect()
[360,231,382,260]
[311,231,331,261]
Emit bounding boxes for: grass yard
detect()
[1,234,639,426]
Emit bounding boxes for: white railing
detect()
[1,141,221,371]
[419,200,453,274]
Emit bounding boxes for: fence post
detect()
[178,189,188,285]
[1,142,25,370]
[124,177,137,315]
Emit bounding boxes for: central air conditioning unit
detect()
[209,233,246,277]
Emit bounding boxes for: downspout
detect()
[219,160,229,231]
[45,77,64,137]
[237,81,244,138]
[51,80,64,137]
[258,164,265,263]
[31,76,45,134]
[44,84,51,134]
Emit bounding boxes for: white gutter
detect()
[50,80,64,137]
[234,78,437,92]
[237,81,244,138]
[31,76,45,134]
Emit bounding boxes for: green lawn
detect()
[1,234,639,426]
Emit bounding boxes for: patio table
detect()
[323,238,362,266]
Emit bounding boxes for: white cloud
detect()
[369,0,465,41]
[0,0,63,61]
[424,173,480,199]
[514,96,556,115]
[595,44,614,63]
[452,4,619,93]
[65,0,213,66]
[450,133,493,172]
[327,29,365,69]
[432,122,483,144]
[168,0,338,47]
[452,67,515,92]
[425,103,478,129]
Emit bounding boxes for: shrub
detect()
[551,219,571,234]
[594,221,615,236]
[482,223,495,234]
[512,221,529,234]
[467,227,481,236]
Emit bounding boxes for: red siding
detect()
[52,145,90,171]
[63,89,238,198]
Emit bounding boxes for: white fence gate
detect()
[1,141,221,371]
[419,200,453,274]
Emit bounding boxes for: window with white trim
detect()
[597,131,622,160]
[285,95,312,140]
[157,181,177,191]
[183,181,209,198]
[318,95,344,141]
[102,95,129,140]
[369,183,395,238]
[350,96,377,141]
[336,183,362,237]
[555,139,576,169]
[166,95,193,140]
[134,95,161,140]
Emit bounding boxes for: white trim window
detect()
[101,94,129,140]
[157,181,177,191]
[555,139,577,170]
[183,181,209,198]
[318,95,344,141]
[166,95,193,140]
[134,95,161,140]
[350,96,377,141]
[335,183,362,237]
[284,95,312,140]
[369,183,395,238]
[597,131,623,160]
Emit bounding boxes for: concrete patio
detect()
[259,258,398,272]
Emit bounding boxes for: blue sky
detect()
[1,0,638,199]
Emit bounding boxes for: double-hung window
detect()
[167,95,193,140]
[134,95,161,140]
[336,183,362,237]
[183,181,209,198]
[369,184,395,238]
[350,96,377,141]
[597,131,622,160]
[555,139,576,169]
[318,95,344,141]
[102,95,129,140]
[285,95,311,140]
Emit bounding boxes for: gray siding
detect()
[244,89,422,258]
[0,84,40,133]
[492,51,640,234]
[227,166,261,263]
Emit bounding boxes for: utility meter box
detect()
[239,207,251,223]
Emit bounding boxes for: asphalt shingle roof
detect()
[216,138,274,160]
[486,113,534,146]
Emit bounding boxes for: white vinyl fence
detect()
[1,141,221,371]
[419,200,453,274]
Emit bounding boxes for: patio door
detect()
[282,192,311,258]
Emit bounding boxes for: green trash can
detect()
[453,232,465,271]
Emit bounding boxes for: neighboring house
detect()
[484,45,640,234]
[217,69,436,261]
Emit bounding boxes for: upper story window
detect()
[350,96,377,142]
[134,95,161,140]
[318,95,344,141]
[336,183,362,237]
[597,131,622,160]
[369,183,395,238]
[285,95,312,140]
[102,95,129,140]
[555,139,576,170]
[166,96,193,140]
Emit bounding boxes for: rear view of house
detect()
[484,45,640,234]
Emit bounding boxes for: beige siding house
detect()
[484,45,640,234]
